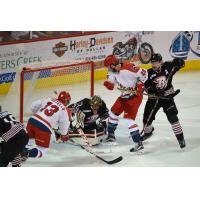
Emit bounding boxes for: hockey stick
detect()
[143,89,180,100]
[69,138,123,165]
[140,97,159,136]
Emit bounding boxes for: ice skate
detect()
[178,139,186,149]
[103,134,117,145]
[130,141,144,153]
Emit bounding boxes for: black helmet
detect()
[151,53,162,62]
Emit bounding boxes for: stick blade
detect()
[106,156,123,165]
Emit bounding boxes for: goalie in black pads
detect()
[67,95,109,146]
[0,106,29,167]
[141,53,186,148]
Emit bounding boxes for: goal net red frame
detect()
[19,61,94,123]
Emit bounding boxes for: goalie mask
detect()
[89,95,102,110]
[57,91,71,106]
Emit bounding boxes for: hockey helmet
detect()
[57,91,71,105]
[104,55,119,66]
[151,53,162,62]
[90,95,102,110]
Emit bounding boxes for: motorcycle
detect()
[112,32,154,64]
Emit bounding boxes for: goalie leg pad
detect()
[69,129,105,146]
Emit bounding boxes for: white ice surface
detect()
[22,71,200,167]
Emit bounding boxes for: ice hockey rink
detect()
[22,71,200,167]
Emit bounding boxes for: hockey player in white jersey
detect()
[103,55,148,152]
[26,91,71,158]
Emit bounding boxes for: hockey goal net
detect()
[1,61,94,123]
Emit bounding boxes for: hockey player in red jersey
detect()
[26,91,71,158]
[103,55,148,152]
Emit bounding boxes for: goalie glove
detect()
[96,118,103,127]
[71,110,85,129]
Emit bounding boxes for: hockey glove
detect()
[56,134,70,143]
[96,118,104,127]
[54,129,69,143]
[104,81,114,90]
[172,58,185,68]
[60,134,70,142]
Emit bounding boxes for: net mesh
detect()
[0,61,94,122]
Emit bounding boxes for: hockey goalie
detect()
[67,95,109,146]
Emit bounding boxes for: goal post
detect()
[19,61,94,123]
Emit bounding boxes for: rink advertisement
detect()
[0,31,154,73]
[0,31,200,95]
[0,31,200,73]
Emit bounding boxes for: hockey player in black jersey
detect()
[0,106,29,167]
[67,95,109,146]
[141,53,186,148]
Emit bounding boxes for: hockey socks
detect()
[171,121,186,148]
[12,154,22,167]
[130,130,144,152]
[107,122,117,135]
[130,129,141,143]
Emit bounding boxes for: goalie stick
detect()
[69,138,123,165]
